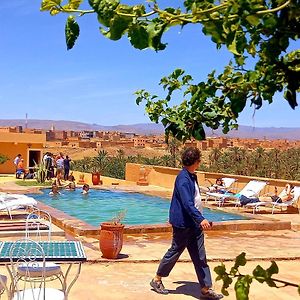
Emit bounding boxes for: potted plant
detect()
[91,169,101,185]
[99,210,126,259]
[91,150,108,185]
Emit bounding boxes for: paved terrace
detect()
[0,177,299,299]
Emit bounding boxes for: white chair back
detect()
[26,209,52,241]
[222,178,236,189]
[290,186,300,205]
[240,180,267,198]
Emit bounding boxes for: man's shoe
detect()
[200,288,224,299]
[150,279,169,295]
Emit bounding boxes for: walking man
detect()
[150,147,223,299]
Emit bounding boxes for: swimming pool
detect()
[30,189,248,226]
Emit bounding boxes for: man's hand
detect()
[200,219,212,230]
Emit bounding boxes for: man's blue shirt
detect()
[169,168,205,228]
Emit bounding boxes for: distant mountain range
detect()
[0,119,300,140]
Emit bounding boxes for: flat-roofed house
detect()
[0,132,46,174]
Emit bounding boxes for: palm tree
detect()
[93,150,109,174]
[167,137,181,168]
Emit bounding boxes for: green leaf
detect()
[246,15,260,26]
[228,33,240,56]
[266,261,279,276]
[263,15,277,30]
[128,23,149,50]
[214,264,226,276]
[234,252,247,268]
[104,15,132,40]
[63,0,83,10]
[65,15,80,50]
[193,124,206,140]
[252,265,266,283]
[235,276,252,300]
[40,0,61,11]
[147,21,167,51]
[93,0,120,27]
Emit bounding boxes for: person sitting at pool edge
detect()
[259,183,294,203]
[82,184,90,194]
[65,181,76,191]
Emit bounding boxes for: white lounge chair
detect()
[205,177,237,204]
[207,180,267,207]
[0,193,37,219]
[271,186,300,213]
[248,186,300,214]
[244,186,300,214]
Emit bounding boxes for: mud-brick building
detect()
[0,131,45,174]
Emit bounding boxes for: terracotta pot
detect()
[92,172,100,185]
[99,222,124,259]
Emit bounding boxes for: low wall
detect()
[71,170,135,187]
[125,163,300,208]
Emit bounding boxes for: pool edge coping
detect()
[36,201,292,238]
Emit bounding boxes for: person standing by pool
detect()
[63,155,71,181]
[13,154,22,178]
[150,147,223,300]
[55,155,64,179]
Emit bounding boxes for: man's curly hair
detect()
[181,147,201,167]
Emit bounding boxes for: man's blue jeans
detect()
[157,226,212,288]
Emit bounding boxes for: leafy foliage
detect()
[34,162,47,183]
[41,0,299,141]
[71,150,179,179]
[0,154,8,165]
[215,252,299,299]
[201,146,300,180]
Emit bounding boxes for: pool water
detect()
[30,189,248,226]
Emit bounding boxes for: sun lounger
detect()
[206,180,267,207]
[0,193,37,219]
[205,177,237,204]
[246,186,300,214]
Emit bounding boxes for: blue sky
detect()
[0,0,299,128]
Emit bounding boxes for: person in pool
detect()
[82,184,90,194]
[49,183,61,195]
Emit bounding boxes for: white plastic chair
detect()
[9,238,65,300]
[25,209,52,241]
[23,210,65,289]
